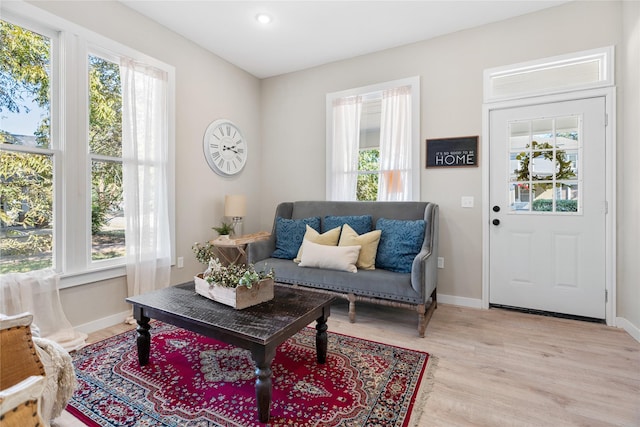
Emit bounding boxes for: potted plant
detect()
[194,258,275,309]
[212,222,235,239]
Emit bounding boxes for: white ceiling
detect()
[121,1,569,79]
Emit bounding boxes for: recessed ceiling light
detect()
[256,13,273,25]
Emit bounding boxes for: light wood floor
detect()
[63,301,640,427]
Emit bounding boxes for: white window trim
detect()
[483,46,615,103]
[325,76,420,201]
[1,2,176,289]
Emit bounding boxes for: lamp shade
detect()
[224,195,246,218]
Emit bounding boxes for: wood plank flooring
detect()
[60,300,640,427]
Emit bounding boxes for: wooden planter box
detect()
[194,275,274,309]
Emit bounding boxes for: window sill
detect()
[59,265,126,289]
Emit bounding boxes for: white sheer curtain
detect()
[121,58,171,300]
[329,95,362,200]
[0,269,87,351]
[378,86,412,201]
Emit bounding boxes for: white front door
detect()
[489,97,607,319]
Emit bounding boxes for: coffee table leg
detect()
[135,315,151,366]
[316,315,328,364]
[252,348,275,423]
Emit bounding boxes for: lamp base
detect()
[230,217,243,237]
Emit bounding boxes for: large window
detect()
[326,77,420,201]
[0,9,174,285]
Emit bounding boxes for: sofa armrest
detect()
[410,203,439,301]
[247,238,275,264]
[248,202,293,264]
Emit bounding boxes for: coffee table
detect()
[125,282,336,423]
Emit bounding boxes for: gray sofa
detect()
[247,201,439,337]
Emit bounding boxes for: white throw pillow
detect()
[298,239,361,273]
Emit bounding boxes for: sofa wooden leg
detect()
[348,293,356,323]
[417,304,427,337]
[417,289,438,337]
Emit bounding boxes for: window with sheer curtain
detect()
[326,77,420,201]
[0,10,174,288]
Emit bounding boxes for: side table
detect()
[210,231,270,266]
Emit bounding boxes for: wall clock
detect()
[203,119,247,177]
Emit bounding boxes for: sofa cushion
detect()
[272,216,321,259]
[323,215,372,235]
[298,240,360,273]
[338,224,382,270]
[375,218,425,273]
[294,225,341,263]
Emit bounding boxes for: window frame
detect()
[325,76,420,201]
[1,3,176,288]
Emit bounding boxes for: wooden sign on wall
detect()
[426,136,478,168]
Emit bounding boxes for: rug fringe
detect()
[409,354,439,427]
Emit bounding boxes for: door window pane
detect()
[0,151,53,273]
[508,115,582,213]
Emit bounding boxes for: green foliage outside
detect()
[357,148,379,201]
[532,199,578,212]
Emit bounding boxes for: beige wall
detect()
[260,0,638,329]
[21,1,262,327]
[12,1,638,335]
[619,1,640,332]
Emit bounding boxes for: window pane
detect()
[91,160,125,260]
[88,55,122,157]
[0,151,53,273]
[509,122,529,150]
[0,20,52,149]
[509,183,531,212]
[532,183,553,212]
[357,148,379,200]
[556,183,579,212]
[357,173,378,201]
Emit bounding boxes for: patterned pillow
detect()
[323,215,373,235]
[272,216,321,259]
[375,218,425,273]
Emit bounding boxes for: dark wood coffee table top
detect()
[126,282,335,348]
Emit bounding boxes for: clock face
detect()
[203,119,247,176]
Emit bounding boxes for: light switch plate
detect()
[461,196,474,208]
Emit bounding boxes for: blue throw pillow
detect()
[375,218,425,273]
[323,215,373,235]
[272,216,321,259]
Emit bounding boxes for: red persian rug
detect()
[68,322,433,426]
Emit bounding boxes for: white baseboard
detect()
[74,310,131,335]
[437,293,483,309]
[615,317,640,343]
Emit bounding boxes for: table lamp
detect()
[224,194,246,237]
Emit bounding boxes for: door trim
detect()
[482,88,616,325]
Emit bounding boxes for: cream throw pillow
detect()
[294,224,341,263]
[298,239,361,273]
[338,223,382,270]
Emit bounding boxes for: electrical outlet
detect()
[437,257,444,269]
[177,256,184,268]
[461,196,474,208]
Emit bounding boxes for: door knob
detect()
[492,219,500,226]
[492,205,500,212]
